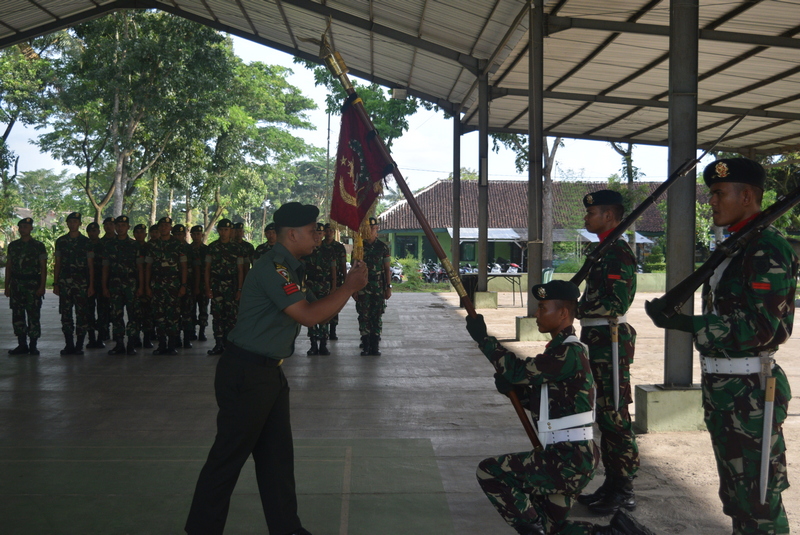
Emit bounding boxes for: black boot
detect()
[593,509,655,535]
[183,330,193,349]
[28,337,39,355]
[153,336,168,355]
[190,328,198,341]
[86,330,104,349]
[369,335,381,356]
[360,336,371,356]
[142,332,154,349]
[126,338,137,355]
[588,476,636,515]
[307,338,319,356]
[514,517,546,535]
[198,327,207,342]
[60,334,75,356]
[207,338,225,355]
[328,324,338,340]
[318,338,330,356]
[578,476,614,506]
[131,334,142,348]
[99,327,110,342]
[74,334,85,355]
[108,338,126,355]
[166,336,180,355]
[8,335,29,355]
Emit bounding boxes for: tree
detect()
[609,142,647,247]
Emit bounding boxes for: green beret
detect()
[190,225,203,233]
[103,217,114,224]
[149,224,159,232]
[369,217,378,226]
[273,202,319,229]
[66,212,81,221]
[232,222,244,230]
[133,224,146,232]
[115,215,129,224]
[18,217,33,226]
[703,158,765,190]
[157,216,172,225]
[265,222,276,232]
[217,218,233,229]
[172,224,186,234]
[86,222,100,231]
[531,280,581,301]
[583,189,623,207]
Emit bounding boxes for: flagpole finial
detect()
[319,33,349,81]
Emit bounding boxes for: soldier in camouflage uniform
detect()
[144,216,188,355]
[205,219,243,355]
[85,222,107,349]
[233,222,255,281]
[4,217,47,355]
[53,212,95,355]
[102,215,140,355]
[647,158,796,535]
[356,217,392,356]
[96,216,115,343]
[574,190,639,515]
[172,224,196,348]
[253,222,276,262]
[302,222,335,355]
[321,222,347,341]
[466,280,653,535]
[190,225,209,342]
[133,224,153,348]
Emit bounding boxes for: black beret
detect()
[103,217,114,224]
[149,224,159,232]
[232,222,244,230]
[369,217,378,226]
[18,217,33,226]
[323,223,332,230]
[703,158,765,190]
[114,215,129,224]
[172,224,186,234]
[531,280,581,301]
[583,189,623,207]
[265,222,276,232]
[157,216,172,225]
[133,224,146,232]
[316,222,325,231]
[273,202,319,228]
[190,225,204,233]
[217,218,233,229]
[86,222,100,231]
[66,212,81,221]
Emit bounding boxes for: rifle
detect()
[655,180,800,317]
[570,115,745,286]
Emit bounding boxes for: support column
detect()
[475,63,495,307]
[636,0,703,432]
[452,113,461,268]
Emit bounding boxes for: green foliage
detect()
[554,259,583,273]
[395,256,423,285]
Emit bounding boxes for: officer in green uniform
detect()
[185,202,368,535]
[253,222,277,262]
[85,221,106,349]
[204,219,243,355]
[302,222,335,355]
[190,225,209,342]
[53,212,95,355]
[320,222,347,340]
[646,158,796,535]
[575,190,640,514]
[102,215,140,355]
[172,223,196,348]
[233,222,255,281]
[466,280,653,535]
[356,217,392,356]
[4,217,47,355]
[144,216,187,355]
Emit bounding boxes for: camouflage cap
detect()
[273,202,319,229]
[115,215,129,224]
[703,157,765,190]
[66,212,82,221]
[86,222,100,231]
[190,225,204,233]
[217,218,233,229]
[531,280,581,301]
[18,217,33,226]
[133,224,147,232]
[103,217,114,224]
[172,224,186,234]
[583,189,623,207]
[157,216,173,225]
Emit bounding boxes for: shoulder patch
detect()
[274,262,291,282]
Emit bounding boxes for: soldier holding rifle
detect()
[646,158,796,535]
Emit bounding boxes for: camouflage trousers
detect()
[210,279,237,339]
[192,292,209,329]
[180,291,195,332]
[109,284,138,340]
[582,323,639,478]
[138,294,153,335]
[356,291,386,337]
[151,277,181,337]
[308,281,331,340]
[703,366,791,535]
[477,441,599,534]
[9,280,42,338]
[89,281,111,335]
[58,279,91,337]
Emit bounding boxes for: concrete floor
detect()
[1,291,797,534]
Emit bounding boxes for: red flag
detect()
[330,93,390,231]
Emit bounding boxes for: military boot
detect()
[126,338,137,355]
[578,476,614,506]
[28,337,39,355]
[86,330,103,349]
[307,338,319,356]
[588,476,636,515]
[360,336,370,356]
[8,335,29,355]
[108,338,126,355]
[166,336,180,355]
[60,335,75,356]
[514,517,546,535]
[99,327,110,342]
[142,332,154,349]
[153,336,168,355]
[207,338,225,355]
[328,324,338,340]
[369,335,381,356]
[74,334,86,355]
[131,334,142,348]
[198,327,207,342]
[183,330,193,349]
[318,339,330,356]
[190,328,198,341]
[593,509,655,535]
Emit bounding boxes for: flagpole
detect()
[318,37,541,451]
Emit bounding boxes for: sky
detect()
[5,35,684,192]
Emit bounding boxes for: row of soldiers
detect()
[4,213,282,357]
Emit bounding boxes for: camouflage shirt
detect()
[205,240,242,280]
[302,246,333,295]
[253,242,273,262]
[55,233,92,282]
[103,237,140,288]
[577,237,637,319]
[7,238,47,280]
[145,238,187,279]
[321,239,347,287]
[236,240,255,268]
[362,238,390,284]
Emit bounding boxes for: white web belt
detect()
[580,315,627,327]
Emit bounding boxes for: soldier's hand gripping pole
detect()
[316,34,542,451]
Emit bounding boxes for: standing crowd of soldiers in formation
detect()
[3,212,392,360]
